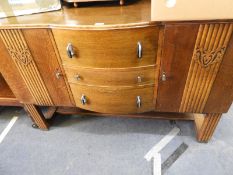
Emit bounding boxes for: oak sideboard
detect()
[0,0,232,142]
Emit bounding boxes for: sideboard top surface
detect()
[0,0,153,29]
[0,0,233,29]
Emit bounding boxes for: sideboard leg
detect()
[74,2,78,7]
[194,113,222,142]
[24,104,49,130]
[120,0,124,5]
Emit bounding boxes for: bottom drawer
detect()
[70,84,155,114]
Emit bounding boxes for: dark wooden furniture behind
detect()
[0,0,232,142]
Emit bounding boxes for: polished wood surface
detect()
[24,104,49,130]
[0,29,53,106]
[0,73,20,106]
[64,65,156,86]
[0,33,35,104]
[0,73,15,98]
[194,113,222,142]
[23,29,73,106]
[204,32,233,113]
[156,24,199,112]
[56,107,194,120]
[179,23,233,113]
[0,0,232,142]
[53,26,159,68]
[70,84,155,114]
[0,0,153,28]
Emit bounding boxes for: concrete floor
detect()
[0,105,233,175]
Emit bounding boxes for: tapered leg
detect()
[24,104,49,130]
[194,113,222,142]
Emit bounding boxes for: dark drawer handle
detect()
[66,43,75,58]
[137,42,142,59]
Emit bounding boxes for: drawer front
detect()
[53,26,159,68]
[64,65,156,86]
[70,84,155,114]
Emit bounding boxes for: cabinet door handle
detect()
[55,71,62,79]
[66,43,75,58]
[136,96,141,108]
[137,76,142,83]
[81,94,87,105]
[137,42,142,59]
[74,74,81,80]
[162,72,166,81]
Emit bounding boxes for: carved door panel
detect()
[0,30,34,104]
[203,25,233,113]
[156,23,233,113]
[22,29,74,106]
[0,29,74,106]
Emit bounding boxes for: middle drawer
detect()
[64,65,156,86]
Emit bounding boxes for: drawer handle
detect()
[81,94,87,105]
[66,43,75,58]
[136,96,141,108]
[137,42,142,59]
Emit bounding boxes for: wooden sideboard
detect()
[0,0,232,142]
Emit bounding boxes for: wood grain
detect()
[179,23,233,113]
[155,24,199,112]
[24,104,49,130]
[0,73,15,98]
[53,26,159,68]
[56,107,194,120]
[204,29,233,113]
[64,65,156,86]
[154,25,164,106]
[0,29,53,106]
[0,31,34,104]
[0,98,21,106]
[23,29,73,106]
[194,113,222,142]
[70,84,155,114]
[48,29,76,106]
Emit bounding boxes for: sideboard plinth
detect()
[24,106,222,142]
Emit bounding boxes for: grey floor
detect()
[0,105,233,175]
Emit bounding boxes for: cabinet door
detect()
[156,24,199,112]
[23,29,74,106]
[0,29,73,106]
[0,31,34,104]
[156,23,233,113]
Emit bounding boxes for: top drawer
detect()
[52,26,159,68]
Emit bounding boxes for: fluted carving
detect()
[0,29,53,106]
[179,23,233,113]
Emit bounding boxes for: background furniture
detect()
[63,0,124,7]
[0,0,232,142]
